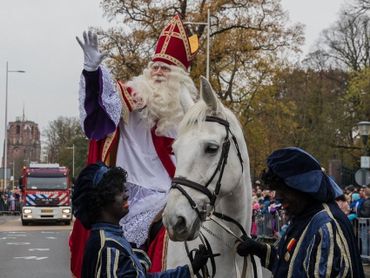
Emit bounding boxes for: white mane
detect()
[178,98,243,141]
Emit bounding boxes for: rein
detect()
[171,115,257,278]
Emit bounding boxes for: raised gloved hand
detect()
[236,235,267,259]
[76,30,107,71]
[191,244,212,274]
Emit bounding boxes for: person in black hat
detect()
[236,147,364,277]
[73,162,210,278]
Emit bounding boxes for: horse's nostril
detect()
[174,216,187,233]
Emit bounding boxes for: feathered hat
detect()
[152,14,199,71]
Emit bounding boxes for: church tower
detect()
[5,115,41,179]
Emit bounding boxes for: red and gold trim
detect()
[117,80,134,124]
[161,229,169,270]
[147,226,168,272]
[152,14,196,70]
[102,128,119,166]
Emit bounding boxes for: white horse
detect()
[163,77,263,277]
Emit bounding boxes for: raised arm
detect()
[76,31,122,140]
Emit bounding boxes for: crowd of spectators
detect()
[338,185,370,262]
[0,190,21,214]
[251,182,370,240]
[251,182,288,239]
[336,185,370,220]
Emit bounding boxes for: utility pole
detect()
[3,62,25,191]
[67,144,75,177]
[184,8,211,80]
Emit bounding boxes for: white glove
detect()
[76,30,107,72]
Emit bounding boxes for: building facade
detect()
[4,117,41,181]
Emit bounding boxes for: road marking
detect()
[29,248,50,251]
[46,236,56,239]
[0,236,16,240]
[41,231,57,234]
[7,242,30,245]
[7,231,26,234]
[35,257,48,260]
[14,256,48,260]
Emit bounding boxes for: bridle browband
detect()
[171,115,243,219]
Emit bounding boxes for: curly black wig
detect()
[72,163,128,229]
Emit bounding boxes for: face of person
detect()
[150,62,171,83]
[275,187,308,217]
[336,199,350,214]
[360,188,366,198]
[107,190,129,222]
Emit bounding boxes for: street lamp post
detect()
[354,121,370,187]
[3,62,25,191]
[12,160,15,189]
[9,160,15,189]
[357,121,370,156]
[184,8,211,80]
[66,144,75,178]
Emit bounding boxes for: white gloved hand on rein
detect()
[76,30,107,71]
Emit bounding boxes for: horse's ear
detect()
[179,87,195,113]
[200,76,218,112]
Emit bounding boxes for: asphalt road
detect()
[0,215,369,277]
[0,215,72,278]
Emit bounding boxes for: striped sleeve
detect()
[303,221,351,277]
[97,246,144,278]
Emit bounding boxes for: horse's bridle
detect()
[171,115,257,278]
[171,115,244,220]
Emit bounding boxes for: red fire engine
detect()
[19,163,72,225]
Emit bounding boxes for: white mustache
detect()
[153,75,167,82]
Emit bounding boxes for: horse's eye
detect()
[205,144,219,154]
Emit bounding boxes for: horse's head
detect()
[163,77,247,241]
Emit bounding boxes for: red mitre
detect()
[152,14,198,71]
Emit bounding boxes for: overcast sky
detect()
[0,0,347,160]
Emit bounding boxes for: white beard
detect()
[126,64,197,136]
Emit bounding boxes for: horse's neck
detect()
[215,174,251,235]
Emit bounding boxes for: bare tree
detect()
[43,117,88,175]
[316,5,370,71]
[350,0,370,15]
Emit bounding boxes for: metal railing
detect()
[253,210,370,262]
[354,218,370,261]
[253,210,287,242]
[0,199,21,215]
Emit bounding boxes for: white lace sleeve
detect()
[100,66,121,127]
[79,74,87,132]
[78,66,122,133]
